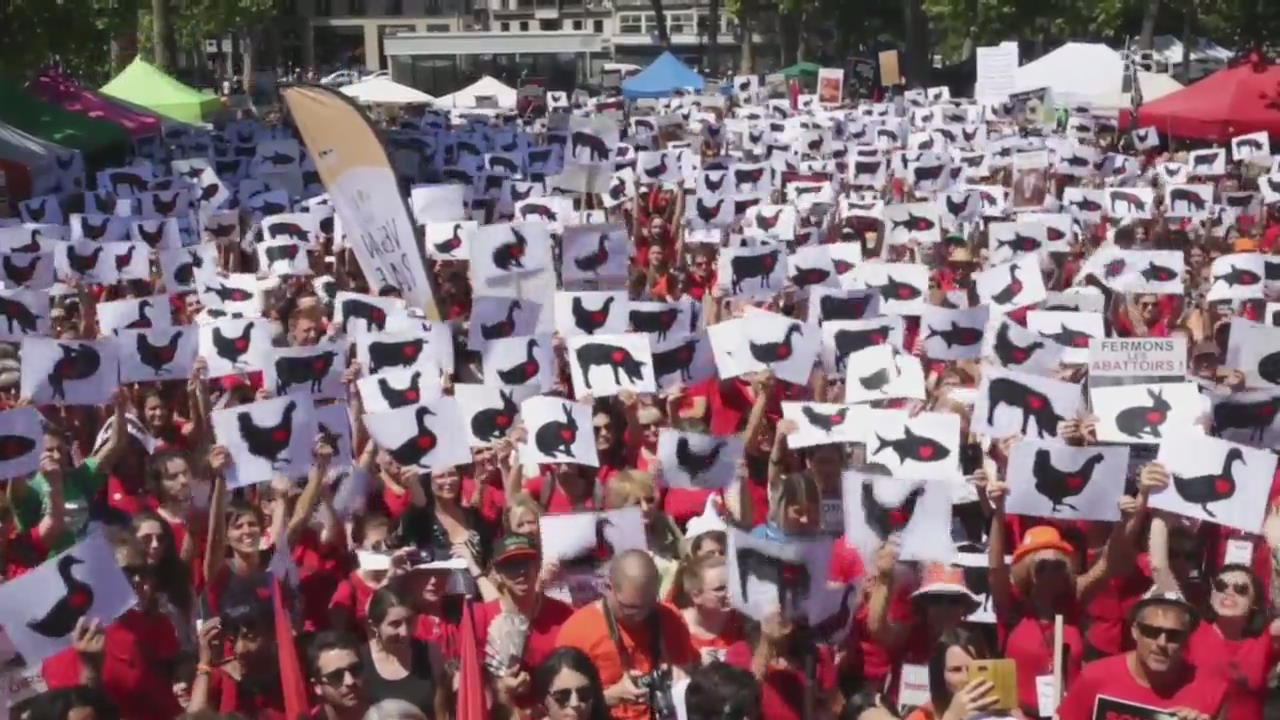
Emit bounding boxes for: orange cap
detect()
[1013,525,1075,564]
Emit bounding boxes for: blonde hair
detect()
[1011,547,1077,594]
[505,492,542,530]
[606,470,657,509]
[767,472,820,528]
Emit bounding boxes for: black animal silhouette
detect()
[492,228,528,271]
[489,156,519,175]
[875,425,950,463]
[878,275,922,302]
[367,338,424,375]
[573,234,610,274]
[481,300,522,340]
[80,215,111,241]
[136,221,166,248]
[519,203,558,223]
[534,404,579,459]
[695,198,724,224]
[890,213,936,233]
[912,164,946,184]
[629,306,679,341]
[703,172,726,193]
[862,483,925,538]
[122,298,154,330]
[571,295,615,335]
[987,377,1062,438]
[1061,155,1092,169]
[261,151,295,167]
[1114,387,1173,440]
[108,171,148,195]
[1213,396,1280,442]
[471,389,518,442]
[267,222,309,243]
[136,331,182,375]
[1173,447,1245,518]
[653,338,699,382]
[1069,196,1103,213]
[27,555,93,638]
[675,436,724,480]
[993,323,1044,366]
[1033,449,1104,512]
[378,371,423,409]
[1110,190,1146,215]
[818,294,872,323]
[211,322,255,367]
[1259,350,1280,386]
[997,233,1042,254]
[748,324,802,364]
[571,131,610,162]
[0,295,39,334]
[110,245,137,277]
[1042,323,1093,349]
[989,263,1024,305]
[1190,151,1219,171]
[734,166,765,189]
[275,350,338,395]
[642,153,669,179]
[575,343,646,390]
[791,266,831,288]
[206,283,254,303]
[152,192,180,216]
[199,183,221,202]
[1169,187,1206,213]
[1140,261,1179,283]
[340,297,389,334]
[388,406,439,467]
[927,321,982,348]
[236,400,298,466]
[945,193,973,218]
[730,249,781,294]
[207,221,237,241]
[497,338,542,385]
[1213,264,1261,288]
[25,198,47,223]
[3,254,40,286]
[48,343,101,401]
[800,405,849,434]
[1236,137,1264,154]
[833,325,892,372]
[0,429,35,461]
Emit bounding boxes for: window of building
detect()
[348,0,365,14]
[593,19,604,33]
[385,0,402,14]
[539,19,561,31]
[500,21,510,31]
[425,23,449,31]
[424,0,442,13]
[618,13,644,34]
[315,0,332,16]
[572,19,582,30]
[518,20,529,31]
[667,11,693,36]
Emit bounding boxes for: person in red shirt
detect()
[1058,589,1227,720]
[1184,564,1279,720]
[329,511,394,633]
[679,555,745,664]
[188,586,290,719]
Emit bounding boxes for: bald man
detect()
[556,550,696,720]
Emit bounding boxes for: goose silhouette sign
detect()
[0,531,135,665]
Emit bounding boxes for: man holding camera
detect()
[557,550,696,720]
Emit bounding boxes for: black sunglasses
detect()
[1135,622,1188,644]
[122,565,154,581]
[549,685,594,707]
[1212,578,1251,596]
[320,661,364,687]
[1035,559,1069,575]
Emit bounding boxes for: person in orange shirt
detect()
[556,550,696,720]
[679,555,745,665]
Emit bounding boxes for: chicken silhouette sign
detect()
[211,395,317,488]
[1004,440,1130,521]
[0,531,136,666]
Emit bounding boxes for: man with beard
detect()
[307,632,369,720]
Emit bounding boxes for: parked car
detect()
[320,69,362,87]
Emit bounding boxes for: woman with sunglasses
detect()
[533,647,610,720]
[359,588,446,717]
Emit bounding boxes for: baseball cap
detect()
[491,533,540,566]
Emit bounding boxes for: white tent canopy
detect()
[1014,42,1127,108]
[340,77,435,105]
[435,75,518,109]
[0,121,72,196]
[1149,35,1232,73]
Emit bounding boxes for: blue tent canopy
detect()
[621,51,705,99]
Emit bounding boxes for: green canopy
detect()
[100,58,222,123]
[0,78,129,165]
[781,61,821,79]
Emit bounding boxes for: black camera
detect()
[634,667,677,720]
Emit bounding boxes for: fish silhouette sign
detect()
[864,410,961,481]
[1149,432,1277,533]
[1005,440,1130,521]
[657,430,743,490]
[919,306,988,360]
[0,531,136,665]
[211,396,316,488]
[1207,253,1267,302]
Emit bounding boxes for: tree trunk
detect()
[707,0,720,76]
[152,0,173,70]
[1178,0,1194,83]
[794,8,807,63]
[242,29,256,100]
[649,0,670,48]
[1139,0,1161,51]
[738,8,755,75]
[901,0,929,86]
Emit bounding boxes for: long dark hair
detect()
[532,648,610,720]
[927,627,991,715]
[1205,563,1267,637]
[131,509,193,615]
[686,661,760,720]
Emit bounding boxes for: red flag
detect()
[456,600,487,720]
[272,576,311,720]
[789,79,801,111]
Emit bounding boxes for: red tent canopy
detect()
[1136,61,1280,142]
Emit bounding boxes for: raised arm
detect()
[202,448,231,587]
[89,392,129,475]
[986,475,1016,620]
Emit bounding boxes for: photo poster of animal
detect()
[656,430,742,490]
[409,183,467,225]
[0,407,44,480]
[975,255,1047,314]
[198,317,275,378]
[1004,440,1130,521]
[469,222,552,286]
[561,224,629,286]
[883,202,941,246]
[1163,184,1215,220]
[1104,187,1155,220]
[1187,148,1227,177]
[1207,252,1267,302]
[0,530,137,666]
[1150,431,1278,534]
[717,245,787,300]
[862,409,961,481]
[1212,390,1280,449]
[567,332,656,398]
[920,305,988,360]
[787,244,840,295]
[483,334,556,391]
[211,395,317,487]
[843,343,926,404]
[781,402,864,448]
[313,402,354,470]
[972,365,1083,440]
[117,326,198,383]
[268,342,346,400]
[537,506,646,567]
[467,296,542,350]
[554,291,629,338]
[1232,131,1271,164]
[733,307,821,385]
[96,294,173,336]
[332,292,406,338]
[652,329,717,390]
[1090,382,1203,445]
[859,262,929,316]
[808,287,880,326]
[519,397,599,467]
[841,472,956,565]
[0,288,51,341]
[1025,310,1104,365]
[362,397,472,473]
[20,337,119,406]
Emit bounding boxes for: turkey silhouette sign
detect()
[0,530,136,666]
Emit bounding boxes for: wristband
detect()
[196,663,214,676]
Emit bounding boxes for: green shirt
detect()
[14,457,104,549]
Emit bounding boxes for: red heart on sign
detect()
[234,339,248,351]
[496,415,511,427]
[917,445,934,459]
[272,430,288,443]
[417,435,435,449]
[1027,396,1044,410]
[1215,477,1233,494]
[402,345,418,358]
[1146,411,1165,423]
[611,350,625,363]
[1066,475,1083,490]
[560,429,575,442]
[405,391,419,402]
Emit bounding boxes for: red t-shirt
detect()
[724,641,835,720]
[1083,562,1152,656]
[1186,622,1276,720]
[1001,612,1084,714]
[1058,653,1228,720]
[414,611,460,659]
[204,666,289,720]
[472,596,575,672]
[3,527,48,579]
[828,537,866,585]
[328,570,378,632]
[461,475,506,527]
[42,609,182,720]
[524,475,603,513]
[685,611,746,663]
[287,526,350,632]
